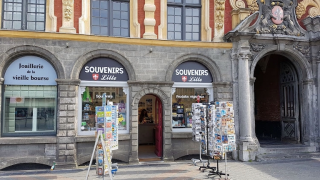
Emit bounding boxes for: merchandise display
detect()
[94,101,119,176]
[191,101,235,178]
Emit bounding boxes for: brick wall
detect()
[138,0,145,38]
[254,55,281,122]
[55,0,62,32]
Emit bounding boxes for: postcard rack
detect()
[191,101,236,179]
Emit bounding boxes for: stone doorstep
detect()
[256,152,320,162]
[259,146,316,154]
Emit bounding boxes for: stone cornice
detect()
[127,81,174,86]
[0,30,232,49]
[56,79,81,85]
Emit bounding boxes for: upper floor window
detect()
[91,0,129,37]
[2,0,46,31]
[167,0,201,41]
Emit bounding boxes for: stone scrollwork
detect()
[230,0,246,10]
[293,44,310,57]
[250,43,266,52]
[63,0,73,21]
[215,0,226,29]
[296,0,320,19]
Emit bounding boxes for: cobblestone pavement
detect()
[1,158,320,180]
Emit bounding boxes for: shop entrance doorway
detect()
[254,54,301,145]
[138,94,163,161]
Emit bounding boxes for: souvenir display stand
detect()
[191,101,236,179]
[191,103,215,172]
[86,94,119,180]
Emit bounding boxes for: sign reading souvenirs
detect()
[172,61,212,83]
[79,58,129,81]
[4,56,57,85]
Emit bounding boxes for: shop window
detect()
[167,0,201,41]
[172,88,208,128]
[2,85,57,136]
[2,0,46,31]
[80,86,127,132]
[91,0,129,37]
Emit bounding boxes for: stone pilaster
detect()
[59,0,76,33]
[212,82,233,101]
[213,0,226,42]
[143,0,157,39]
[55,79,80,168]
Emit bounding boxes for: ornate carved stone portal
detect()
[254,0,304,36]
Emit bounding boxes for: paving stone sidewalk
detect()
[1,158,320,180]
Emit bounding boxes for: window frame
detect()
[1,85,58,137]
[78,81,130,136]
[1,0,46,31]
[171,82,213,132]
[167,0,201,41]
[90,0,130,37]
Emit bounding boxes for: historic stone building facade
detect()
[0,0,319,169]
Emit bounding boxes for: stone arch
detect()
[0,157,53,170]
[0,45,65,79]
[165,53,222,82]
[250,45,314,145]
[129,86,173,163]
[250,46,313,81]
[132,87,170,107]
[71,49,136,80]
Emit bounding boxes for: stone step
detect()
[259,145,316,154]
[256,152,320,162]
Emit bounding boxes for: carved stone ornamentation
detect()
[247,0,260,13]
[296,0,320,19]
[250,43,266,52]
[254,0,304,36]
[293,44,310,56]
[215,0,226,29]
[230,0,246,10]
[63,0,73,21]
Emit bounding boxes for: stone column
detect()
[0,78,4,138]
[55,79,80,168]
[143,0,157,39]
[59,0,76,33]
[238,51,253,142]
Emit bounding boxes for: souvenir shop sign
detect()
[4,56,57,85]
[79,57,129,81]
[172,61,212,83]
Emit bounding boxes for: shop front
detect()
[2,55,58,137]
[78,57,130,136]
[171,61,213,132]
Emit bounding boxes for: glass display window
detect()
[172,87,209,129]
[79,85,128,135]
[2,85,57,136]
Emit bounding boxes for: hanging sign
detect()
[4,56,57,85]
[172,61,212,83]
[79,57,129,81]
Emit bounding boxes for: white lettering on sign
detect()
[176,95,205,99]
[175,69,208,76]
[101,75,117,81]
[96,94,113,99]
[189,77,202,82]
[85,66,124,74]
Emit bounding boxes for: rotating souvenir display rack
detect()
[191,101,236,178]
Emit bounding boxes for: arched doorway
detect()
[138,94,163,161]
[254,54,301,145]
